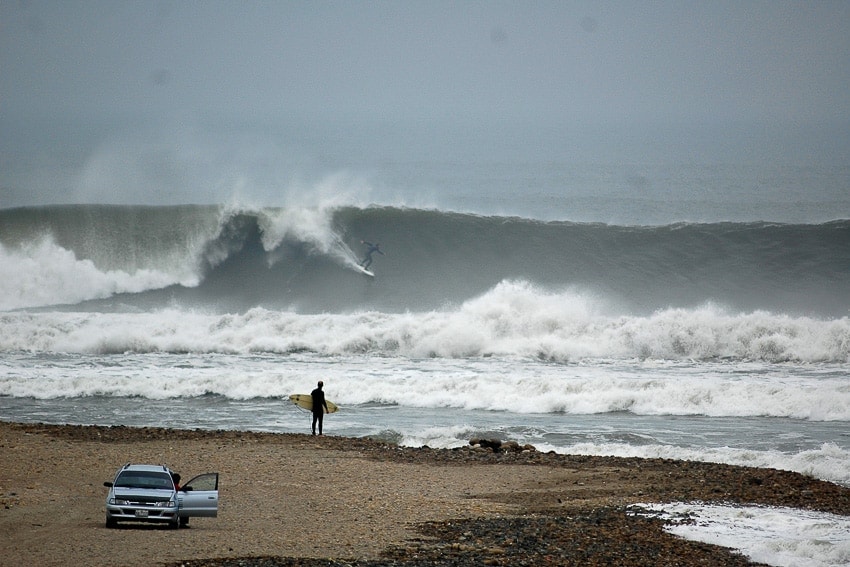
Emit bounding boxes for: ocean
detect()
[2,165,849,565]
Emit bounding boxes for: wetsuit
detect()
[311,386,329,435]
[360,242,384,270]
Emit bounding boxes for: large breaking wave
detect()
[2,204,849,317]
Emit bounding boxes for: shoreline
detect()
[2,421,849,566]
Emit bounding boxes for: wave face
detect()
[2,204,849,317]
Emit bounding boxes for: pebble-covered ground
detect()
[3,422,848,567]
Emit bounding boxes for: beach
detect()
[2,421,848,567]
[4,3,850,565]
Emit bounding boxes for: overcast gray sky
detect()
[5,0,850,124]
[2,1,849,207]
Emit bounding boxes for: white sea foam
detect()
[1,313,849,423]
[1,284,849,362]
[399,424,481,449]
[542,442,850,488]
[257,202,364,270]
[0,239,190,311]
[632,503,850,567]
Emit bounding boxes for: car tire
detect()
[169,517,179,530]
[106,516,117,528]
[180,517,189,527]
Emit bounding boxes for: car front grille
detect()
[124,497,170,505]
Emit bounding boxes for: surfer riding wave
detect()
[359,241,384,271]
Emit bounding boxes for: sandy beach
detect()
[1,421,848,567]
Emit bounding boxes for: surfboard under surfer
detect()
[359,241,384,271]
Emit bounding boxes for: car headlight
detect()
[109,498,131,505]
[154,499,176,508]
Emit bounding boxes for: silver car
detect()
[104,463,219,529]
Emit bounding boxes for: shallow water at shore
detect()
[3,351,849,487]
[633,503,850,567]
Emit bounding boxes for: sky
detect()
[1,1,849,208]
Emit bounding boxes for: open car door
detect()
[177,473,219,518]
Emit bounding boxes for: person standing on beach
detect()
[311,381,330,435]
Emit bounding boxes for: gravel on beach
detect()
[2,422,848,567]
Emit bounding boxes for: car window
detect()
[184,473,218,492]
[115,471,174,489]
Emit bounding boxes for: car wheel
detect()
[180,517,189,527]
[169,517,179,530]
[106,516,117,528]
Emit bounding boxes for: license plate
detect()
[135,509,149,518]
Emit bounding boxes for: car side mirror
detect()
[104,482,113,487]
[181,486,193,492]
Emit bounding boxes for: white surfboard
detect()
[330,235,375,277]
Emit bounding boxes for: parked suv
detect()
[104,463,219,529]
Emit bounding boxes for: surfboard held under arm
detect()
[289,393,339,413]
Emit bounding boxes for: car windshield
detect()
[114,471,174,490]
